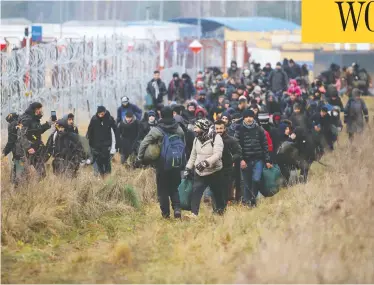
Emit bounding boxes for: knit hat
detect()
[121,96,129,104]
[237,85,246,91]
[276,62,282,67]
[199,90,206,96]
[97,106,106,114]
[56,119,68,128]
[254,86,262,95]
[243,109,255,118]
[195,118,212,131]
[352,88,362,97]
[239,96,247,103]
[148,110,156,117]
[293,103,302,111]
[125,111,134,118]
[258,112,270,122]
[218,82,226,89]
[278,122,289,134]
[321,106,329,113]
[221,111,232,121]
[173,72,179,78]
[161,107,173,119]
[224,99,230,105]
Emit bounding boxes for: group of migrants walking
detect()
[3,58,371,219]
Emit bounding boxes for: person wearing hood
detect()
[140,110,158,141]
[284,90,304,118]
[241,68,252,87]
[311,106,336,151]
[289,103,308,130]
[269,62,289,96]
[228,60,241,83]
[184,102,198,123]
[2,113,21,184]
[136,107,185,219]
[86,106,117,177]
[185,119,225,218]
[211,81,226,103]
[168,72,184,104]
[327,85,344,111]
[117,96,142,124]
[182,73,196,102]
[235,109,272,207]
[118,111,141,165]
[289,59,302,79]
[17,102,52,179]
[226,77,237,99]
[146,70,168,108]
[250,85,262,100]
[282,58,292,79]
[46,119,85,178]
[63,113,79,134]
[344,88,369,141]
[262,63,273,79]
[253,92,268,113]
[196,90,212,112]
[215,119,242,205]
[266,93,281,115]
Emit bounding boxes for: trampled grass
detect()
[1,97,374,283]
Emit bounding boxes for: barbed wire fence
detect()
[1,35,187,137]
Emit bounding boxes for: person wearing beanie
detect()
[136,106,185,219]
[310,104,336,151]
[182,73,196,102]
[118,110,141,165]
[17,102,52,180]
[228,60,241,83]
[140,110,158,141]
[60,113,79,134]
[269,61,289,96]
[184,102,197,123]
[168,72,184,103]
[86,106,118,177]
[117,96,142,124]
[229,90,240,109]
[284,90,304,118]
[196,90,212,112]
[45,118,85,178]
[235,108,272,207]
[344,88,369,141]
[184,118,225,218]
[236,84,246,98]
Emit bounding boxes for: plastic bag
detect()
[261,164,282,197]
[178,178,193,210]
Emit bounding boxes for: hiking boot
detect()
[174,209,181,219]
[161,213,170,219]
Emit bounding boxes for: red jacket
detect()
[264,130,273,152]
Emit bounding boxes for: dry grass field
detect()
[1,97,374,283]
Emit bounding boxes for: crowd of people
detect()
[2,58,371,219]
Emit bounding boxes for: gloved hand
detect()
[195,160,210,172]
[133,158,143,168]
[183,168,193,179]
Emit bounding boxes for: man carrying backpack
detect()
[136,107,185,219]
[214,119,242,205]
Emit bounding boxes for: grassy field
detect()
[1,97,374,283]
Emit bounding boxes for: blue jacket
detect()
[117,104,142,123]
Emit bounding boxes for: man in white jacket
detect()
[185,119,225,218]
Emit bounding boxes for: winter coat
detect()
[183,78,196,101]
[284,97,304,118]
[46,131,85,163]
[290,64,302,79]
[196,99,212,112]
[117,104,142,123]
[289,112,308,130]
[137,118,185,164]
[86,112,117,149]
[228,67,241,83]
[118,117,141,154]
[168,79,184,102]
[328,97,344,112]
[140,120,157,141]
[269,69,289,93]
[186,134,224,177]
[146,79,167,106]
[220,132,242,175]
[234,122,271,163]
[344,98,369,134]
[3,114,19,158]
[18,106,51,152]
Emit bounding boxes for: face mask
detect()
[332,111,338,117]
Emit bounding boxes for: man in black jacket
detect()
[146,71,167,108]
[2,113,20,184]
[86,106,117,177]
[63,113,79,134]
[46,119,85,178]
[215,119,242,205]
[235,109,272,207]
[136,107,185,219]
[17,102,52,179]
[118,111,141,165]
[269,62,289,96]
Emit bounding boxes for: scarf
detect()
[243,120,257,129]
[197,125,216,145]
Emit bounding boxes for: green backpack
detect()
[261,164,282,197]
[178,178,193,210]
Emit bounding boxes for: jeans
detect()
[191,170,225,215]
[241,160,264,206]
[156,169,181,217]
